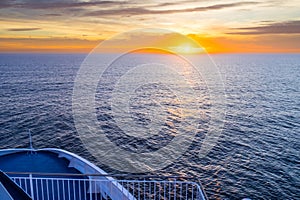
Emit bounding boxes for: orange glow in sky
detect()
[0,0,299,53]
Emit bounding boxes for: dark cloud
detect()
[227,21,300,34]
[6,28,41,31]
[0,1,261,20]
[155,0,201,7]
[84,1,259,17]
[42,13,62,17]
[0,0,123,9]
[0,0,10,8]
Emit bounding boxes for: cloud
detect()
[0,0,259,14]
[154,0,204,7]
[0,0,11,8]
[0,1,262,22]
[0,37,100,53]
[188,33,300,53]
[227,21,300,35]
[42,13,62,17]
[0,0,123,9]
[83,1,259,17]
[6,28,41,31]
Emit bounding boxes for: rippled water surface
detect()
[0,53,299,199]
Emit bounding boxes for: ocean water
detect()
[0,53,299,199]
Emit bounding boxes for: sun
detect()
[169,43,206,54]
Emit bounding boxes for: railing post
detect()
[89,178,93,200]
[29,174,35,200]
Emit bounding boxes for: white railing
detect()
[10,175,206,200]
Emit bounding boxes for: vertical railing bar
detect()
[149,181,151,200]
[92,179,94,200]
[94,180,97,200]
[138,180,141,200]
[78,180,81,200]
[192,183,194,200]
[169,181,171,200]
[96,179,99,200]
[57,179,60,200]
[153,181,156,200]
[99,180,102,200]
[25,178,28,196]
[174,179,176,200]
[41,179,44,200]
[89,179,92,200]
[93,179,96,200]
[185,182,188,199]
[143,179,146,200]
[83,179,86,200]
[93,180,97,200]
[127,180,130,199]
[163,181,166,200]
[158,182,161,200]
[45,179,50,200]
[100,180,103,200]
[35,178,39,200]
[19,178,25,194]
[51,179,55,200]
[29,174,35,200]
[62,180,65,200]
[67,179,71,200]
[73,179,76,200]
[132,180,135,199]
[180,182,182,200]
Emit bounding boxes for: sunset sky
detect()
[0,0,299,53]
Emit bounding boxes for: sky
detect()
[0,0,299,53]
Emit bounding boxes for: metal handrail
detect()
[6,171,199,179]
[10,176,207,200]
